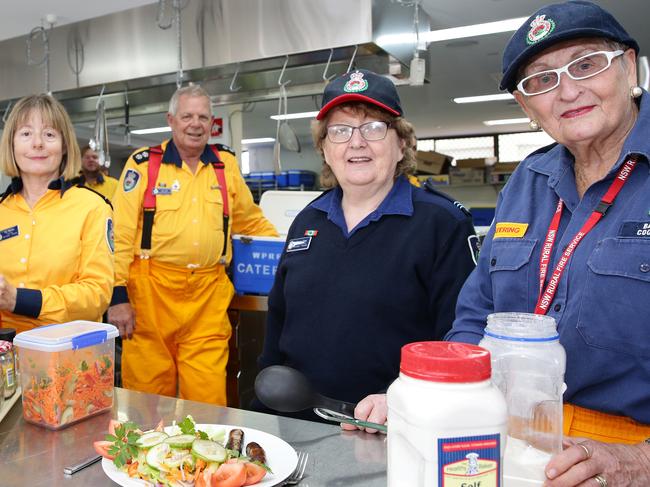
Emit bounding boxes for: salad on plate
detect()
[94,415,276,487]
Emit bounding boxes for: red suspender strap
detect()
[140,145,163,251]
[534,156,637,315]
[209,145,230,259]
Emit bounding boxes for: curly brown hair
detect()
[311,102,417,189]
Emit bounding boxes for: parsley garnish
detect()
[105,421,141,468]
[178,415,208,439]
[80,360,89,372]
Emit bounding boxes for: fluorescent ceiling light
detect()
[454,93,514,104]
[241,137,276,145]
[377,17,528,45]
[130,126,172,135]
[270,111,319,121]
[483,118,530,126]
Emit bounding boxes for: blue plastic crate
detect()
[276,171,289,188]
[287,170,316,188]
[470,207,496,227]
[232,235,285,295]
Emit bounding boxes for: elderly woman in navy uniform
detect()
[255,69,477,428]
[447,1,650,485]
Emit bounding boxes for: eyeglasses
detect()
[325,121,391,143]
[517,50,625,96]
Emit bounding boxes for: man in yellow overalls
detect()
[108,85,277,405]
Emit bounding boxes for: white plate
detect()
[102,423,298,486]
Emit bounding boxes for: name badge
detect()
[153,187,173,196]
[0,225,19,241]
[494,222,529,238]
[286,236,311,252]
[619,221,650,238]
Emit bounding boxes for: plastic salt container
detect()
[14,321,118,430]
[387,341,507,487]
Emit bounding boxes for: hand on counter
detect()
[0,275,17,312]
[341,394,387,435]
[543,437,650,486]
[108,302,136,338]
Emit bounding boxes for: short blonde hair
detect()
[0,94,81,180]
[311,103,417,189]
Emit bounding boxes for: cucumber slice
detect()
[146,443,170,471]
[136,431,169,449]
[164,434,196,449]
[191,439,227,463]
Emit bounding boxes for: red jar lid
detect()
[400,341,491,383]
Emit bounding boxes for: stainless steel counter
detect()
[0,387,387,486]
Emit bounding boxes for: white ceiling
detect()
[2,0,648,153]
[0,0,157,42]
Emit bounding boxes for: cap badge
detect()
[526,15,556,45]
[343,72,369,93]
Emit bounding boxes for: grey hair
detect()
[168,85,211,115]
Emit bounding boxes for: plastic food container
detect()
[14,321,118,430]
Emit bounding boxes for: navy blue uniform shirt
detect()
[448,92,650,424]
[257,175,476,419]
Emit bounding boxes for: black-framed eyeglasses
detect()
[325,121,391,143]
[517,50,625,96]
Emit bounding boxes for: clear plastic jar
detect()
[479,313,566,486]
[0,340,17,399]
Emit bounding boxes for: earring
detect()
[529,119,540,131]
[630,86,643,99]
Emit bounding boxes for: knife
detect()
[63,453,102,475]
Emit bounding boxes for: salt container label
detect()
[438,434,501,487]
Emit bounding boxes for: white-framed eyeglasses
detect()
[516,50,625,96]
[326,121,391,143]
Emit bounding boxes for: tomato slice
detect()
[211,462,247,487]
[243,462,267,485]
[93,440,115,460]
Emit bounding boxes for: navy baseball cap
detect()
[500,0,639,92]
[317,69,403,120]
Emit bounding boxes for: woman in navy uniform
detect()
[256,70,477,428]
[448,2,650,485]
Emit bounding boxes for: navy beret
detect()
[317,69,403,120]
[500,0,639,92]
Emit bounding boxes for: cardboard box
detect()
[448,167,485,185]
[454,157,495,169]
[486,162,519,184]
[416,151,452,175]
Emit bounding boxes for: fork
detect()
[281,451,309,485]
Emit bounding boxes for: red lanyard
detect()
[534,156,637,315]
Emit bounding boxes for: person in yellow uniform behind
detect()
[77,145,119,201]
[108,85,278,405]
[0,94,114,333]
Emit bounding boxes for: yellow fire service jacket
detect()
[79,173,119,201]
[111,139,277,304]
[0,178,115,332]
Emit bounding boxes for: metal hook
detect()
[346,45,359,73]
[277,55,291,86]
[156,0,173,30]
[2,101,13,124]
[96,85,106,110]
[322,48,336,81]
[229,65,242,92]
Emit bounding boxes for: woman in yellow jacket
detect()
[0,94,114,333]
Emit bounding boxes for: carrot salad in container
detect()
[13,321,118,430]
